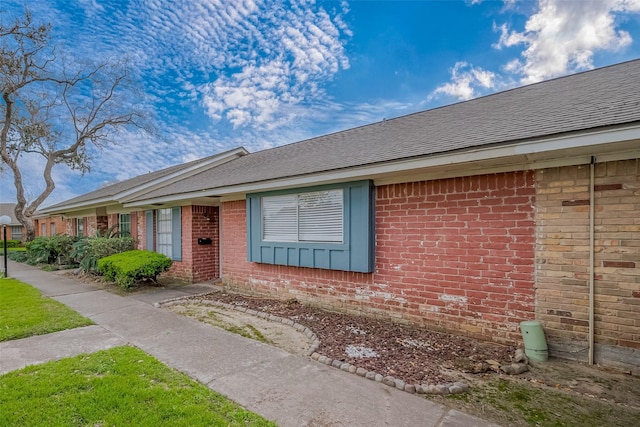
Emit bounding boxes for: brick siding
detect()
[161,206,220,283]
[221,171,536,345]
[536,160,640,366]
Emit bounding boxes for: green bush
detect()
[3,240,22,248]
[97,250,172,289]
[71,236,136,273]
[7,250,29,262]
[25,235,78,265]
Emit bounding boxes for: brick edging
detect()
[156,296,469,396]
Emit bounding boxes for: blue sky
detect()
[2,0,640,206]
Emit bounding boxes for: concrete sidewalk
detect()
[1,261,499,427]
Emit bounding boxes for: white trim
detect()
[124,125,640,206]
[118,147,248,201]
[40,198,116,214]
[39,148,248,215]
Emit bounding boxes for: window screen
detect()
[119,213,131,236]
[262,189,343,243]
[11,226,22,241]
[156,208,172,258]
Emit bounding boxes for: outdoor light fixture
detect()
[0,215,11,278]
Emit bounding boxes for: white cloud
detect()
[429,62,499,101]
[197,2,351,129]
[429,0,640,103]
[0,1,353,204]
[494,0,640,84]
[34,0,350,131]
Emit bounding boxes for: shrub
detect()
[25,235,78,265]
[7,250,29,263]
[3,240,22,248]
[71,237,136,273]
[97,250,172,289]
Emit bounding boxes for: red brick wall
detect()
[163,206,220,283]
[34,216,68,237]
[221,171,536,344]
[191,206,220,281]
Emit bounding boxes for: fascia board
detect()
[38,197,118,215]
[116,147,248,201]
[124,125,640,207]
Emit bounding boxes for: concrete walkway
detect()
[1,261,499,427]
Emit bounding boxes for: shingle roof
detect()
[132,59,640,201]
[0,203,21,226]
[42,147,247,211]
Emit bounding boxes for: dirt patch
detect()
[168,303,313,357]
[170,290,640,427]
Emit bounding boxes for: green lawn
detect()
[0,278,93,341]
[0,346,277,427]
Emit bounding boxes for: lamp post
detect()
[0,215,11,278]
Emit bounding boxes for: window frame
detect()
[261,188,344,244]
[11,226,22,241]
[76,218,84,237]
[247,180,374,273]
[145,207,182,261]
[156,208,173,259]
[118,213,131,236]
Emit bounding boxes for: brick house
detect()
[0,203,26,241]
[40,60,640,371]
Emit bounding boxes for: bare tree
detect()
[1,10,144,241]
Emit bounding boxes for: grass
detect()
[0,346,277,427]
[226,323,271,343]
[442,378,640,427]
[0,278,93,341]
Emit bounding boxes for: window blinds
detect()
[262,189,343,243]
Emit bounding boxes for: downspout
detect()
[218,206,223,282]
[588,156,596,366]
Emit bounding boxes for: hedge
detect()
[97,250,172,289]
[71,237,136,273]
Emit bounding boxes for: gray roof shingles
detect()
[43,148,244,209]
[132,59,640,201]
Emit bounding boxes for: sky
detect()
[1,0,640,207]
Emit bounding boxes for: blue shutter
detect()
[145,210,153,250]
[171,207,182,261]
[247,180,374,273]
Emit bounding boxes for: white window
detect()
[119,213,131,236]
[262,189,343,243]
[156,208,173,258]
[41,223,47,236]
[11,226,22,241]
[76,218,84,237]
[50,223,56,235]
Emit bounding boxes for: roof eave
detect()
[116,147,248,201]
[38,197,119,215]
[124,124,640,206]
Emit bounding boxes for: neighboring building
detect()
[32,214,67,238]
[40,60,640,371]
[0,203,26,242]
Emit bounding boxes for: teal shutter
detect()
[247,180,374,273]
[145,210,153,250]
[171,207,182,261]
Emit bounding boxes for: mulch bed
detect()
[190,291,515,385]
